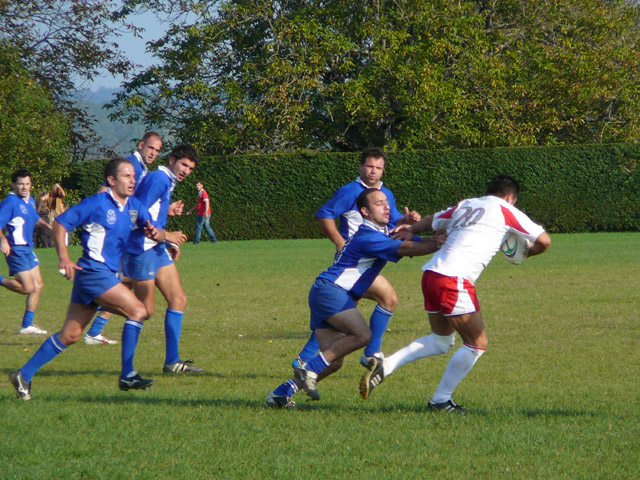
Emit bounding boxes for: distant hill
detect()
[74,87,147,158]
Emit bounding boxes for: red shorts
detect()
[422,270,480,316]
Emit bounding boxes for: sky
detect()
[85,11,162,92]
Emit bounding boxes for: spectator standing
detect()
[187,180,217,244]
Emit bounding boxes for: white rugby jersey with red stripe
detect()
[422,195,545,284]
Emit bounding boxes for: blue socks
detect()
[273,379,299,397]
[164,308,183,365]
[305,352,330,375]
[121,319,143,377]
[365,305,393,357]
[20,333,67,382]
[297,331,319,363]
[21,310,35,329]
[86,315,109,337]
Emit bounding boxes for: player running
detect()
[266,188,444,408]
[360,174,551,412]
[8,157,187,400]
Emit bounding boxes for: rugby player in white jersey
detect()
[360,174,551,412]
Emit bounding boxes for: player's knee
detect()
[59,330,81,345]
[130,303,150,322]
[378,290,398,311]
[169,292,187,311]
[435,333,456,354]
[356,328,372,348]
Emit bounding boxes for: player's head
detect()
[11,169,33,198]
[486,174,520,204]
[104,157,136,198]
[168,144,198,182]
[195,180,204,191]
[357,188,390,227]
[359,147,386,187]
[137,131,163,166]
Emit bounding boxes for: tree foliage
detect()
[0,0,142,160]
[0,43,71,197]
[110,0,640,154]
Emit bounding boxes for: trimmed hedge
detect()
[68,144,640,239]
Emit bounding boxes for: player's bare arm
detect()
[528,232,551,257]
[0,230,10,256]
[53,220,81,279]
[316,217,346,251]
[397,234,445,257]
[36,217,53,230]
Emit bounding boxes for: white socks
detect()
[431,344,485,403]
[384,333,455,377]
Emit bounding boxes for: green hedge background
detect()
[66,144,640,240]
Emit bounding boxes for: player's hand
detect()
[168,245,181,261]
[58,260,81,280]
[144,221,161,241]
[168,200,185,216]
[0,239,10,256]
[165,230,188,246]
[403,207,421,224]
[429,231,447,249]
[390,224,414,240]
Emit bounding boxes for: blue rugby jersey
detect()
[316,220,404,299]
[315,178,404,240]
[126,151,148,189]
[126,166,175,254]
[55,190,152,272]
[0,193,39,247]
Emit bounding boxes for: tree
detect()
[0,0,142,160]
[0,43,71,197]
[109,0,640,154]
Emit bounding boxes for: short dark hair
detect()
[486,174,520,198]
[141,131,162,144]
[360,147,386,165]
[170,144,198,165]
[356,188,379,211]
[11,169,32,183]
[104,157,133,183]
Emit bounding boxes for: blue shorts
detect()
[308,278,358,330]
[71,266,121,305]
[122,243,173,281]
[5,246,39,276]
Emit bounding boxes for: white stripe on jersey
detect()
[8,216,27,245]
[334,256,376,291]
[343,209,364,238]
[84,222,107,264]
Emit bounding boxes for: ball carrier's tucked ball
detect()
[501,233,530,265]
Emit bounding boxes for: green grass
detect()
[1,233,638,479]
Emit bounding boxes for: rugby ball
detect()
[500,234,529,265]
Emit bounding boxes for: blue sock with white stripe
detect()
[297,331,319,363]
[21,310,35,329]
[364,305,394,357]
[121,320,143,377]
[273,379,299,397]
[164,308,183,365]
[20,333,67,382]
[87,315,109,337]
[305,352,330,375]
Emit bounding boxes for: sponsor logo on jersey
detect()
[129,209,138,224]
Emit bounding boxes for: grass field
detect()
[1,233,638,479]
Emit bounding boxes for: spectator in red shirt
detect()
[187,180,218,244]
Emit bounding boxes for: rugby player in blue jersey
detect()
[8,157,187,400]
[0,170,53,335]
[122,144,203,374]
[266,188,444,407]
[267,148,421,407]
[84,131,170,345]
